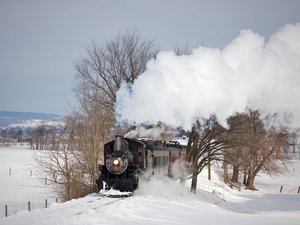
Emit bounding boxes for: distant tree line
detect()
[0,124,63,149]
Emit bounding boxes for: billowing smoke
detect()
[116,23,300,130]
[125,125,167,139]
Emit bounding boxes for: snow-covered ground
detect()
[1,146,300,225]
[0,145,57,218]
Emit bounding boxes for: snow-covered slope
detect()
[0,111,62,128]
[6,119,64,129]
[1,147,300,225]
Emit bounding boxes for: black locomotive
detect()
[96,135,186,192]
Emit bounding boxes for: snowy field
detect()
[0,145,57,218]
[0,146,300,225]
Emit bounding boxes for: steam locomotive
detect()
[96,135,186,193]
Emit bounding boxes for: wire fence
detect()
[3,198,59,218]
[1,167,57,218]
[279,185,300,193]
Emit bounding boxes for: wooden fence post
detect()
[45,178,47,185]
[28,201,31,211]
[56,198,58,203]
[280,185,283,193]
[298,186,300,194]
[5,205,8,217]
[9,168,11,176]
[45,199,48,208]
[30,170,32,177]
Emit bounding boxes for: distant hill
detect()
[0,111,62,128]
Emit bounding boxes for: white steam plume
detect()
[125,126,167,139]
[116,23,300,130]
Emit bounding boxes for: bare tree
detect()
[245,128,290,190]
[32,123,47,150]
[173,43,192,56]
[226,110,291,190]
[225,111,262,184]
[34,126,89,201]
[74,29,157,113]
[70,30,157,193]
[65,105,114,191]
[35,30,158,200]
[187,117,233,193]
[186,110,291,193]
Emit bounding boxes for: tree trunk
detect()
[231,165,239,183]
[191,173,198,193]
[190,165,198,193]
[246,160,256,190]
[246,173,256,190]
[208,158,211,180]
[223,161,228,183]
[243,167,247,185]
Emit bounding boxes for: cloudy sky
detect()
[0,0,299,115]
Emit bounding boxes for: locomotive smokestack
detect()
[114,135,123,152]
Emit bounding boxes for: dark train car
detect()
[96,135,186,193]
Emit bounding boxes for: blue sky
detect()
[0,0,300,115]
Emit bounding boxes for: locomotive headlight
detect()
[106,157,128,175]
[113,159,120,165]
